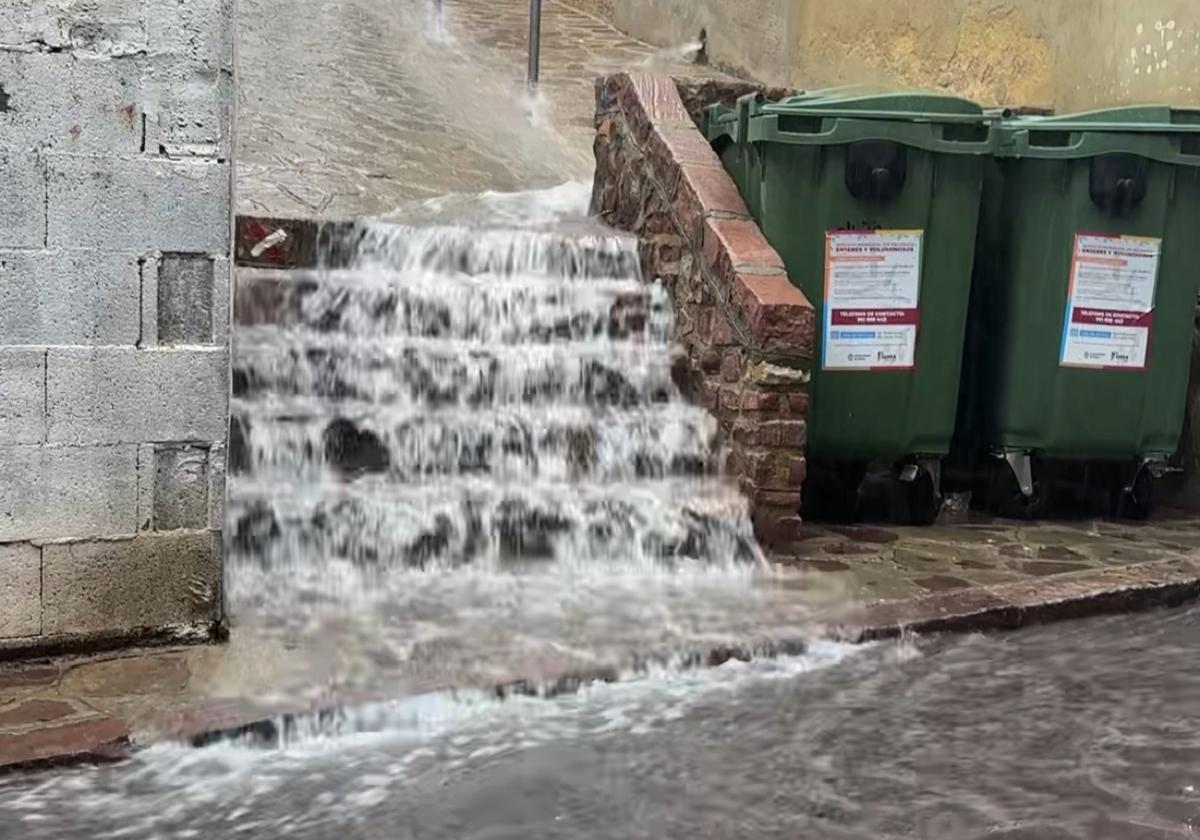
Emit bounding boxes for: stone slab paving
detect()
[779,511,1200,603]
[236,0,702,218]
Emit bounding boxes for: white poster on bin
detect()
[822,229,923,371]
[1059,233,1161,370]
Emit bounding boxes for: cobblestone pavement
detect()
[236,0,699,217]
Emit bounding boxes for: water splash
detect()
[0,644,856,838]
[640,40,705,68]
[424,0,452,45]
[521,85,552,130]
[381,180,593,226]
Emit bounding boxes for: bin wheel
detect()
[1120,468,1157,521]
[802,463,864,524]
[891,466,942,526]
[988,458,1046,520]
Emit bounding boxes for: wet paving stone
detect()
[0,667,59,693]
[915,575,973,592]
[1096,547,1163,565]
[957,559,995,570]
[60,656,191,698]
[823,542,884,557]
[827,526,900,544]
[777,511,1200,609]
[1037,545,1085,560]
[0,699,77,729]
[1014,561,1094,577]
[0,716,129,768]
[802,559,851,572]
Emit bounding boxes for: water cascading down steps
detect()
[226,220,762,581]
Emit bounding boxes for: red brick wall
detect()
[591,72,813,546]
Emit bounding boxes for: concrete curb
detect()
[833,556,1200,642]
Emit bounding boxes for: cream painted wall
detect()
[600,0,1200,110]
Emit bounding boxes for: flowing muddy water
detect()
[5,607,1200,838]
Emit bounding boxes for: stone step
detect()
[234,268,670,343]
[226,477,760,569]
[232,334,679,409]
[228,401,719,483]
[335,221,642,281]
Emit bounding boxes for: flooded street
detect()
[2,0,1197,837]
[6,606,1200,838]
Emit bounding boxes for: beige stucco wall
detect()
[606,0,791,88]
[597,0,1200,110]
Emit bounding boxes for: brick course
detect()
[591,72,812,546]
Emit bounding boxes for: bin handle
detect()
[999,129,1200,166]
[748,113,993,155]
[706,120,739,145]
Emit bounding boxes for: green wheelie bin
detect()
[971,107,1200,519]
[706,92,994,524]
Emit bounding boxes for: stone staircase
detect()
[226,220,762,574]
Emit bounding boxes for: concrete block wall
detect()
[0,0,233,654]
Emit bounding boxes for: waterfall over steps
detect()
[227,219,763,577]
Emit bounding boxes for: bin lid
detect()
[996,105,1200,164]
[1001,104,1200,133]
[749,90,993,154]
[764,91,986,121]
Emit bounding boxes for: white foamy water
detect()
[224,184,822,703]
[381,181,593,227]
[639,40,705,68]
[0,644,857,839]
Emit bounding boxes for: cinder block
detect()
[0,1,60,50]
[145,0,233,70]
[0,250,140,345]
[0,444,138,541]
[212,255,231,345]
[0,154,45,249]
[45,154,230,253]
[41,530,221,637]
[157,254,215,344]
[1,51,230,157]
[0,51,144,154]
[0,543,41,638]
[136,443,154,530]
[0,0,148,55]
[207,441,226,530]
[152,444,210,530]
[0,349,45,444]
[0,0,229,59]
[46,347,229,445]
[139,255,159,348]
[57,0,149,56]
[142,59,229,159]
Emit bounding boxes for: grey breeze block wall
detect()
[0,0,233,651]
